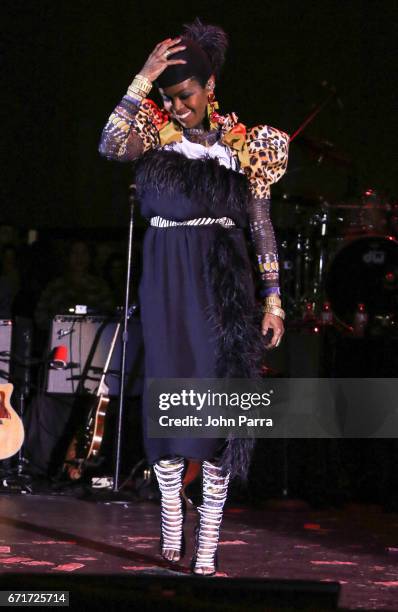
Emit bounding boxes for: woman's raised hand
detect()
[138,38,187,83]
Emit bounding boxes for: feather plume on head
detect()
[155,18,229,88]
[181,17,229,79]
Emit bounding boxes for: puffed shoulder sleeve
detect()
[243,125,289,199]
[98,96,163,162]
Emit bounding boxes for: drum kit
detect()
[275,189,398,331]
[277,83,398,333]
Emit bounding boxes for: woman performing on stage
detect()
[99,18,289,576]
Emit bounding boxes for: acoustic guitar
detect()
[0,383,25,460]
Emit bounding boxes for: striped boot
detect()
[153,456,185,562]
[191,460,230,576]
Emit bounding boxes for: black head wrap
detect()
[155,37,212,89]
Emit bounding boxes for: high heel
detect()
[159,492,187,563]
[153,457,186,563]
[191,523,218,576]
[190,460,230,577]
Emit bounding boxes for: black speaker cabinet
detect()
[0,319,12,383]
[46,314,144,396]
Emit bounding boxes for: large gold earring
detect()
[206,91,220,130]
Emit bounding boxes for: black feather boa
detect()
[206,226,264,481]
[134,148,249,214]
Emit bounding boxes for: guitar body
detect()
[63,395,110,480]
[0,383,24,460]
[85,395,110,460]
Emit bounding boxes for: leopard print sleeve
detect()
[98,96,161,162]
[243,124,289,296]
[243,125,289,199]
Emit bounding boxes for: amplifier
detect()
[0,319,12,384]
[46,314,144,396]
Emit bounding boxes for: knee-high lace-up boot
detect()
[153,456,185,562]
[191,459,230,576]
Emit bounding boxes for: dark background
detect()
[3,0,398,228]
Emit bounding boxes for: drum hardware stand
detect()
[293,233,304,310]
[302,235,314,300]
[313,215,329,304]
[279,240,296,317]
[264,437,310,512]
[286,84,346,318]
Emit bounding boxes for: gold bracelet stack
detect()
[264,295,281,307]
[263,295,285,320]
[263,305,285,320]
[127,74,153,102]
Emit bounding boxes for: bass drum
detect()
[325,235,398,326]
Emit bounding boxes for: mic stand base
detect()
[0,471,33,495]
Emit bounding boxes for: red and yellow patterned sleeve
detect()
[98,96,168,161]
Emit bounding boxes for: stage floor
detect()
[0,493,397,610]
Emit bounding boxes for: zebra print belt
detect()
[150,216,236,228]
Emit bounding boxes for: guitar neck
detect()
[97,321,122,396]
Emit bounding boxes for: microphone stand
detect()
[113,184,137,493]
[78,185,141,503]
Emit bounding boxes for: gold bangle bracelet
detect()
[126,90,144,103]
[134,80,152,93]
[264,296,282,307]
[128,84,146,96]
[135,73,152,84]
[263,304,285,314]
[263,306,286,320]
[127,79,152,98]
[132,74,152,94]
